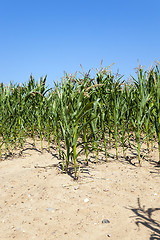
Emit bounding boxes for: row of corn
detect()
[0,63,160,178]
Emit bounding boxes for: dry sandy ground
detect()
[0,140,160,240]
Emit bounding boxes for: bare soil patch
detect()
[0,139,160,240]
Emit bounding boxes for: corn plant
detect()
[131,68,152,165]
[152,65,160,164]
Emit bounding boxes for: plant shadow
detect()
[128,198,160,239]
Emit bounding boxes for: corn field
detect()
[0,63,160,179]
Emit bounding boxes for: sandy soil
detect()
[0,139,160,240]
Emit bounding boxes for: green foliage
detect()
[0,62,160,178]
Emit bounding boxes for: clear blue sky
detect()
[0,0,160,87]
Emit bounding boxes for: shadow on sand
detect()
[128,198,160,240]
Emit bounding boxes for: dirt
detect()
[0,139,160,240]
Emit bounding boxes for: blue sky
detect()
[0,0,160,87]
